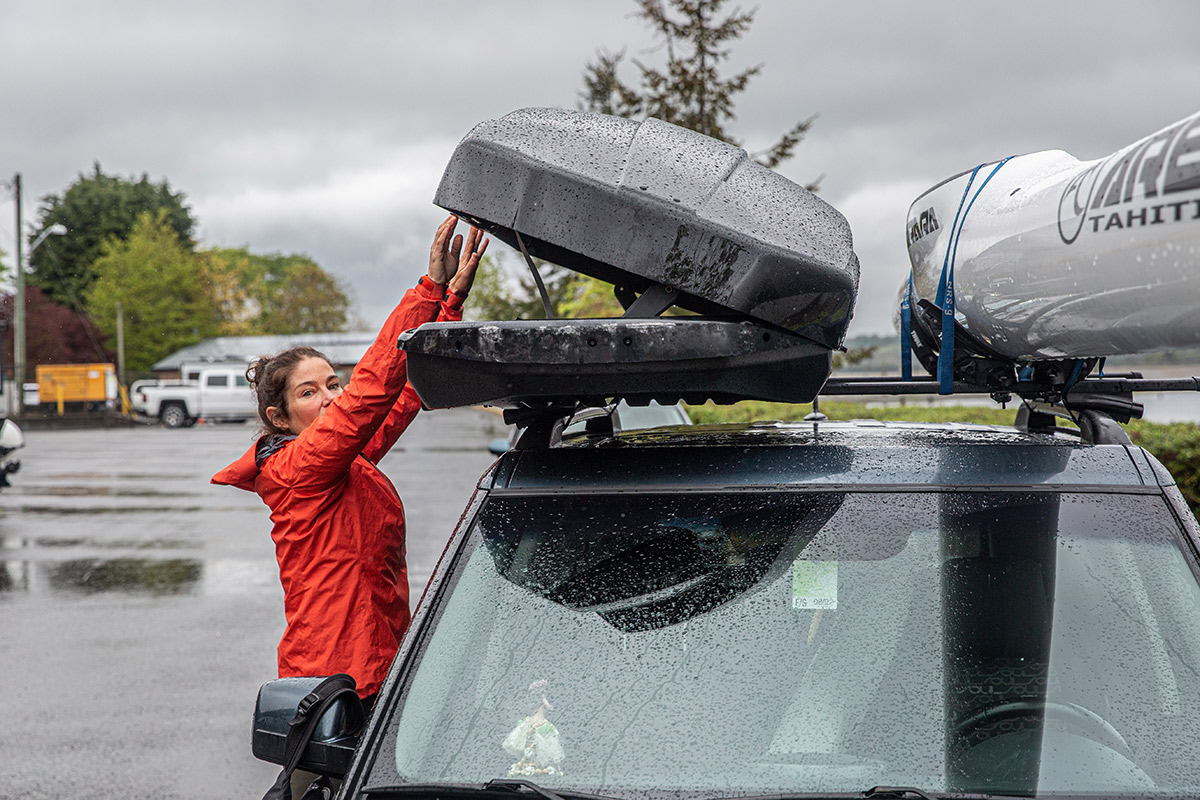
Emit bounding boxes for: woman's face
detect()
[269,356,342,434]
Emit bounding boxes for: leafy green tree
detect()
[557,273,626,318]
[29,163,196,305]
[461,256,521,322]
[260,261,350,334]
[581,0,818,175]
[199,249,257,337]
[205,248,351,334]
[85,211,218,374]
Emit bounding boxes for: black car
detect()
[260,414,1200,798]
[252,109,1200,799]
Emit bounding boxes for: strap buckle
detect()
[290,691,321,726]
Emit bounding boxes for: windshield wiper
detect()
[363,783,1027,800]
[361,780,621,800]
[864,788,1029,800]
[706,788,1026,800]
[486,778,573,800]
[863,789,936,800]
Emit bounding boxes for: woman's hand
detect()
[429,214,488,297]
[448,224,487,297]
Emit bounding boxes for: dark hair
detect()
[246,346,331,434]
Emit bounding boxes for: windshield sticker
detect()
[502,679,565,777]
[792,558,837,610]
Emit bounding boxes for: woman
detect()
[212,215,488,705]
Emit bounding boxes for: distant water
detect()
[1111,365,1200,424]
[1140,391,1200,424]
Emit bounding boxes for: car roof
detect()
[488,419,1170,492]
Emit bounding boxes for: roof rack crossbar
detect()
[821,376,1200,398]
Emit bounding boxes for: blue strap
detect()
[936,157,1012,394]
[936,267,956,394]
[935,166,981,394]
[1064,359,1087,392]
[900,273,914,381]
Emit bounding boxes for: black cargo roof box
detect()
[433,107,858,349]
[402,108,860,412]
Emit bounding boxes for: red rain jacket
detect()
[212,278,460,698]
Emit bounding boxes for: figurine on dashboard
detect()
[503,679,565,776]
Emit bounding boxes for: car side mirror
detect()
[488,437,511,456]
[251,677,364,779]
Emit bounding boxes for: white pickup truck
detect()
[131,365,257,428]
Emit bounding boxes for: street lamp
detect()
[28,223,67,253]
[14,218,67,415]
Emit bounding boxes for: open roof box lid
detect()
[400,107,860,410]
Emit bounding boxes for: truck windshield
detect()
[371,490,1200,798]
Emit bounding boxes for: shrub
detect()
[1127,421,1200,515]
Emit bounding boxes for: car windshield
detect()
[371,490,1200,798]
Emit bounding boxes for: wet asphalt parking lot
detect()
[0,407,506,799]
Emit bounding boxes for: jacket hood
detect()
[211,442,260,491]
[212,434,297,491]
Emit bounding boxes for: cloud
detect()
[4,0,1200,336]
[835,179,934,337]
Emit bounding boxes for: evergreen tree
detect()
[581,0,818,177]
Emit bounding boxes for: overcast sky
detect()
[4,0,1199,339]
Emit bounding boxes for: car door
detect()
[202,372,235,417]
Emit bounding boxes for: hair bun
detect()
[245,358,264,388]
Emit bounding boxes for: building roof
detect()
[151,332,378,372]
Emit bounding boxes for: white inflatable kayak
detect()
[904,110,1200,379]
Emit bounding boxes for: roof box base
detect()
[398,319,831,409]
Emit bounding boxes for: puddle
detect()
[1,535,200,551]
[116,472,198,481]
[38,473,121,481]
[42,472,195,481]
[7,505,208,516]
[0,557,203,595]
[19,486,198,498]
[0,556,279,597]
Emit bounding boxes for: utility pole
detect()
[9,184,66,418]
[12,173,23,417]
[116,300,125,389]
